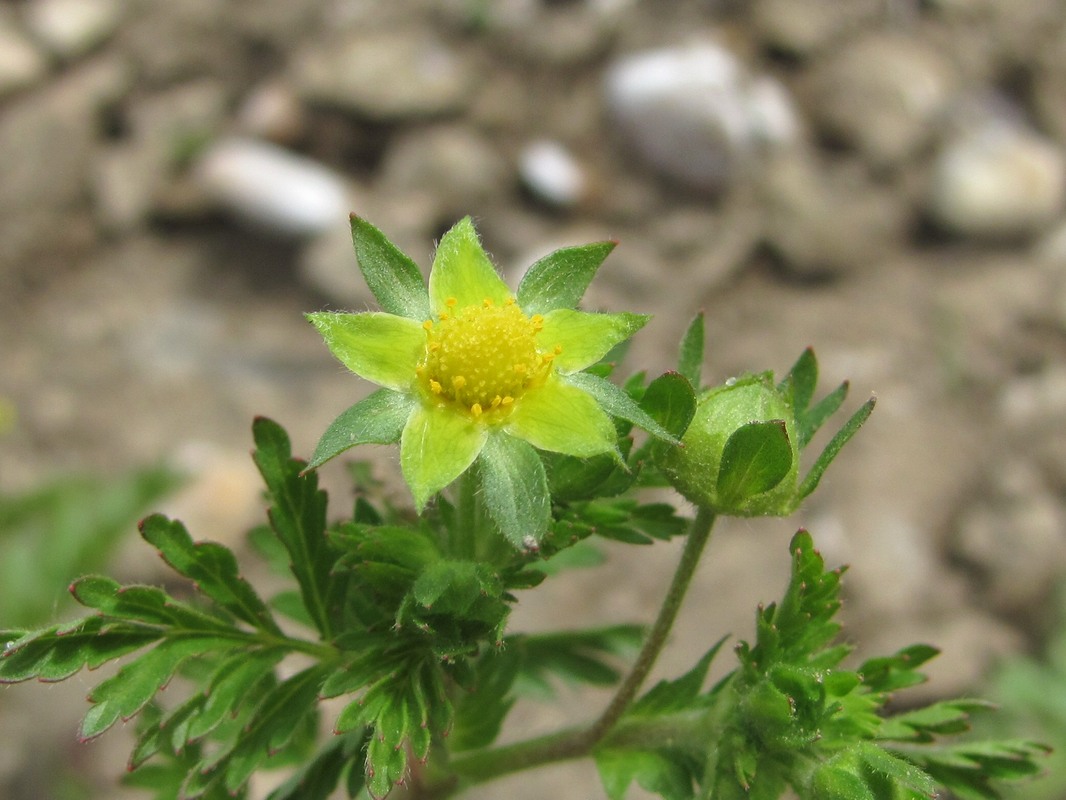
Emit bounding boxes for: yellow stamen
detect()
[417,296,552,420]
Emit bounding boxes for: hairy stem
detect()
[585,504,716,743]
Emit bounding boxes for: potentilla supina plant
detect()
[307,216,677,546]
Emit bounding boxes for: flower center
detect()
[417,297,559,418]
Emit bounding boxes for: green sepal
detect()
[350,214,431,320]
[139,513,281,635]
[778,347,817,422]
[716,420,794,507]
[477,433,552,547]
[567,371,681,445]
[307,389,415,470]
[516,240,617,315]
[798,397,876,501]
[677,312,705,388]
[640,372,697,441]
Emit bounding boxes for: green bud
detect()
[659,373,799,516]
[657,346,876,517]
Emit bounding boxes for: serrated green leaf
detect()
[0,618,161,683]
[477,433,551,547]
[307,389,415,470]
[678,312,705,388]
[854,741,938,797]
[187,649,286,742]
[266,729,368,800]
[139,514,281,635]
[859,644,940,694]
[80,636,236,740]
[716,420,793,506]
[350,215,431,320]
[596,748,695,800]
[798,397,875,500]
[516,240,617,315]
[201,664,329,795]
[252,417,335,639]
[69,576,235,636]
[631,638,726,717]
[451,649,521,752]
[567,371,681,445]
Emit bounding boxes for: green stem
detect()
[446,505,718,788]
[589,504,716,742]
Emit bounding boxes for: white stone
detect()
[928,121,1066,238]
[519,140,587,208]
[806,32,956,167]
[194,138,350,237]
[24,0,123,59]
[603,40,798,193]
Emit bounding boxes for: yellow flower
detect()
[307,216,673,544]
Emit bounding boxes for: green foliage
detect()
[975,587,1066,799]
[0,231,1046,800]
[593,531,1048,800]
[0,465,180,627]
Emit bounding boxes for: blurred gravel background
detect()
[3,1,1066,797]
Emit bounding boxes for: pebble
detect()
[749,0,881,58]
[758,149,908,276]
[378,125,507,216]
[518,140,588,208]
[926,120,1065,239]
[194,138,351,237]
[603,40,799,194]
[292,30,471,121]
[805,32,957,167]
[0,14,49,97]
[23,0,123,60]
[950,459,1066,615]
[236,81,306,145]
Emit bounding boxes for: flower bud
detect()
[660,373,800,516]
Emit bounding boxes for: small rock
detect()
[292,30,471,121]
[805,32,957,167]
[236,81,306,145]
[604,40,799,194]
[378,125,507,217]
[518,140,588,209]
[23,0,123,60]
[759,149,909,276]
[0,13,49,97]
[194,138,351,237]
[926,120,1065,239]
[749,0,881,58]
[950,459,1066,616]
[1032,17,1066,142]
